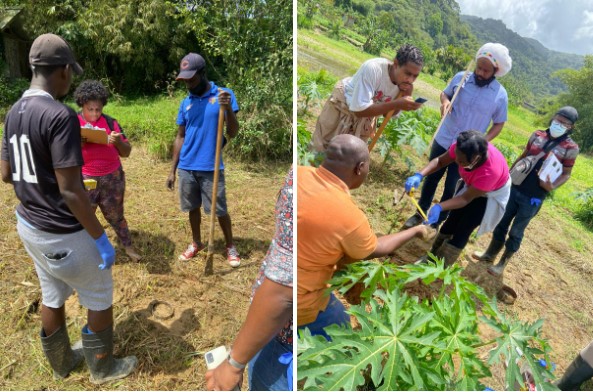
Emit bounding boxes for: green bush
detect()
[298,258,557,391]
[297,118,324,166]
[0,77,29,120]
[574,188,593,229]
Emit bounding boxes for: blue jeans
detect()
[492,187,542,252]
[418,142,461,225]
[248,338,292,391]
[298,293,349,341]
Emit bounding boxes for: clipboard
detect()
[81,127,108,144]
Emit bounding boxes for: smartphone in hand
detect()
[415,97,428,104]
[205,346,228,370]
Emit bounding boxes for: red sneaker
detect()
[178,242,205,261]
[226,245,241,267]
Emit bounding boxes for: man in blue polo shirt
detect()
[404,42,512,228]
[166,52,241,267]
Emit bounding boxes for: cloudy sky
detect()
[456,0,593,55]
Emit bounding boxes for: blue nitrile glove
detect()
[425,204,443,225]
[279,352,293,390]
[405,173,424,193]
[95,232,115,270]
[530,197,542,207]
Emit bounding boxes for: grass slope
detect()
[297,27,593,389]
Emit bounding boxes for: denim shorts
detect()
[298,293,350,341]
[16,219,113,311]
[177,169,228,216]
[248,338,292,391]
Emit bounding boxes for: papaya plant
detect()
[297,257,558,391]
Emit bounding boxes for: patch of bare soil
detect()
[0,145,289,390]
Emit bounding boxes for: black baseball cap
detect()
[176,53,206,80]
[29,33,83,75]
[555,106,578,124]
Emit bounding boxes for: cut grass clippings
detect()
[0,145,289,390]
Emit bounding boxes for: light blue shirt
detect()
[435,71,508,149]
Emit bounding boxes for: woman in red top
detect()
[74,80,141,261]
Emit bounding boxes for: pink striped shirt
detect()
[79,114,127,176]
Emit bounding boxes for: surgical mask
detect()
[473,73,495,87]
[549,121,568,138]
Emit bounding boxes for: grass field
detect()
[0,95,290,389]
[297,27,593,389]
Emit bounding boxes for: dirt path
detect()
[0,146,289,390]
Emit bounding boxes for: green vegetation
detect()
[298,259,556,391]
[462,15,584,99]
[298,0,587,126]
[297,13,593,228]
[1,0,291,161]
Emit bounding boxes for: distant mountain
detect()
[461,14,584,97]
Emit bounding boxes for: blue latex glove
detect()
[530,197,542,207]
[95,232,115,270]
[279,352,293,390]
[425,204,442,225]
[405,173,424,193]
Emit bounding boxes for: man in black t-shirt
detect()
[1,33,136,384]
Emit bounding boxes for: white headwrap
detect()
[476,43,512,77]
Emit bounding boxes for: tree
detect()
[549,56,593,151]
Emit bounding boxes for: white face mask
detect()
[550,120,568,138]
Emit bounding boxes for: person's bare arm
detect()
[485,122,505,141]
[365,225,427,259]
[440,91,452,117]
[218,90,239,138]
[109,133,132,158]
[54,166,104,239]
[205,278,292,390]
[1,160,12,184]
[439,185,486,212]
[166,125,186,190]
[353,96,422,118]
[418,150,455,178]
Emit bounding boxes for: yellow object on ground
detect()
[408,189,428,222]
[83,179,97,190]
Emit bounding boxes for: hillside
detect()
[461,14,584,97]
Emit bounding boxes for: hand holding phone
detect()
[415,97,427,104]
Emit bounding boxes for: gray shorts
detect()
[16,220,113,311]
[178,169,228,216]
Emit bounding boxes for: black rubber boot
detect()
[40,325,84,379]
[487,249,515,276]
[81,324,138,384]
[557,354,593,390]
[434,241,463,267]
[404,213,423,228]
[472,238,505,263]
[415,232,453,264]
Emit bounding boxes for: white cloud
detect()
[575,10,593,40]
[456,0,593,55]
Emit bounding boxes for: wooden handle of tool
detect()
[208,105,224,255]
[426,60,475,154]
[368,91,405,153]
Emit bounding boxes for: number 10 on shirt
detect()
[8,134,38,183]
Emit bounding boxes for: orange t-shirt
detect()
[297,165,378,325]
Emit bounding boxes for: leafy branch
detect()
[298,258,558,391]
